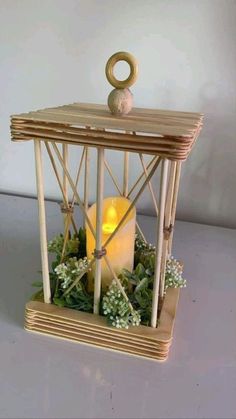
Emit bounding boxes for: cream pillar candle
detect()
[86,196,136,289]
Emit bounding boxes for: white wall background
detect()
[0,0,236,228]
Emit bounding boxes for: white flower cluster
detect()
[48,235,79,256]
[103,280,141,329]
[135,234,156,252]
[165,257,186,291]
[54,256,90,289]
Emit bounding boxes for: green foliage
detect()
[103,234,187,327]
[33,229,186,330]
[52,256,93,312]
[165,257,186,290]
[102,280,141,329]
[32,227,93,312]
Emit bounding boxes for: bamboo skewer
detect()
[127,155,158,198]
[63,258,96,296]
[84,146,90,226]
[159,161,177,298]
[136,222,147,243]
[168,162,182,255]
[51,142,96,238]
[151,159,169,328]
[139,154,159,216]
[104,155,147,242]
[104,159,122,195]
[71,147,86,207]
[62,144,68,202]
[104,255,134,312]
[34,140,51,304]
[123,150,129,197]
[44,142,77,234]
[93,148,105,315]
[50,142,147,307]
[103,157,161,250]
[62,143,70,244]
[60,214,71,262]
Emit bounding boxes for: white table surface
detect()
[0,194,235,419]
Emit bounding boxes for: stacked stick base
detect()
[25,288,179,362]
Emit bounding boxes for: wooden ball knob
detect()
[108,88,133,116]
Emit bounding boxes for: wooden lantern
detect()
[10,102,203,361]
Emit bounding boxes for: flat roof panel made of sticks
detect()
[11,103,203,161]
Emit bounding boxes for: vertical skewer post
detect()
[62,144,68,201]
[159,161,176,298]
[34,140,51,303]
[151,158,169,328]
[168,162,182,255]
[123,151,129,197]
[93,147,105,314]
[84,146,90,226]
[62,143,70,241]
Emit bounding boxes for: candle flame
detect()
[102,205,118,234]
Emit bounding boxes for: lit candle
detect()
[86,197,136,289]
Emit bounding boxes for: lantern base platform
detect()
[24,288,179,362]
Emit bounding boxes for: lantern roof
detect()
[11,102,203,161]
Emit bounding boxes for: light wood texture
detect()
[105,51,138,89]
[103,157,161,250]
[104,158,122,195]
[84,146,90,226]
[108,88,133,116]
[93,148,105,314]
[104,154,146,242]
[103,255,134,312]
[51,142,95,238]
[123,150,129,197]
[44,142,77,234]
[128,155,158,198]
[168,161,182,254]
[11,103,203,161]
[62,144,68,202]
[71,146,85,207]
[62,143,70,246]
[34,140,51,303]
[160,161,177,296]
[12,101,203,358]
[25,287,179,361]
[151,159,169,327]
[139,153,159,216]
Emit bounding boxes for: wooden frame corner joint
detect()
[93,247,107,260]
[163,224,173,240]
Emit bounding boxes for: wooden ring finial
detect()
[105,51,138,89]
